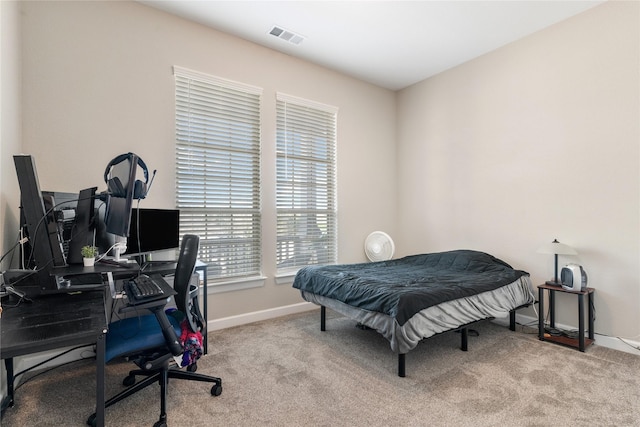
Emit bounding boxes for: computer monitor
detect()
[125,208,180,257]
[41,188,97,264]
[66,187,97,264]
[13,155,65,293]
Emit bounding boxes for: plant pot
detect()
[83,257,95,267]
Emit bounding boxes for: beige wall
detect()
[397,1,639,339]
[16,1,397,319]
[5,0,639,341]
[1,1,22,265]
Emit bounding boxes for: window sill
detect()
[207,276,266,294]
[275,271,298,285]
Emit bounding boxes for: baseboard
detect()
[209,305,640,356]
[207,301,317,331]
[0,345,96,404]
[12,346,96,374]
[4,302,635,408]
[494,312,640,357]
[0,304,318,404]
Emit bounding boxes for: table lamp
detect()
[537,239,577,286]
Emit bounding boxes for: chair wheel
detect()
[187,363,197,372]
[123,374,136,387]
[211,384,222,396]
[153,421,167,427]
[87,414,96,427]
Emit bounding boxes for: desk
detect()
[53,261,139,282]
[0,260,207,426]
[0,291,108,426]
[0,262,140,426]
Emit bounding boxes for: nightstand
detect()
[538,283,595,351]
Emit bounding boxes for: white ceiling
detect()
[139,1,604,90]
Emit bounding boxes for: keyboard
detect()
[125,275,165,302]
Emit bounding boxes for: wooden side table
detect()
[538,283,595,351]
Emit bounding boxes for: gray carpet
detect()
[2,309,639,426]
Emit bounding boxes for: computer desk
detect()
[0,260,209,426]
[1,290,108,426]
[0,262,139,427]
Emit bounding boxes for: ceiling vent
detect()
[269,26,304,45]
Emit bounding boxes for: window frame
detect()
[174,66,263,286]
[275,92,338,275]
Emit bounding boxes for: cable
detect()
[544,326,579,339]
[510,284,540,335]
[0,293,32,308]
[512,318,539,335]
[135,200,142,278]
[615,336,640,352]
[527,284,539,319]
[20,194,95,268]
[0,230,25,268]
[540,288,594,339]
[13,344,95,391]
[95,243,120,262]
[20,227,26,269]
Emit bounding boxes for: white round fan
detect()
[364,231,395,262]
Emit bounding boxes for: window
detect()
[276,93,337,273]
[174,66,262,281]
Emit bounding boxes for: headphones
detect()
[103,152,150,200]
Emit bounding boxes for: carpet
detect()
[2,309,639,426]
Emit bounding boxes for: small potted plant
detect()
[81,245,98,267]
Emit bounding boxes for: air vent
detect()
[269,26,304,45]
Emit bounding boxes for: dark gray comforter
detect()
[292,250,529,326]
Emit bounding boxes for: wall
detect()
[397,1,639,340]
[1,0,22,267]
[10,0,640,343]
[17,1,397,320]
[0,0,22,405]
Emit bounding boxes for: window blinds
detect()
[174,66,262,280]
[276,93,338,272]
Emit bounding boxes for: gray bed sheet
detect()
[301,276,535,354]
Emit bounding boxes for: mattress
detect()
[293,250,535,353]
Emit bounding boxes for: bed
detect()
[292,249,535,376]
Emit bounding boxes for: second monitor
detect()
[125,208,180,259]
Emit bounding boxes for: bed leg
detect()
[398,354,406,377]
[460,327,468,351]
[320,306,326,331]
[509,309,516,331]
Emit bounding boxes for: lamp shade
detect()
[538,239,577,286]
[537,239,577,256]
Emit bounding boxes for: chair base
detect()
[87,363,222,427]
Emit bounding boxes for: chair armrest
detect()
[118,302,183,357]
[149,305,183,356]
[118,297,170,314]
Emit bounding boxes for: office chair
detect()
[87,234,222,427]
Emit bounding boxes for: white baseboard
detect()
[495,312,640,357]
[13,346,96,373]
[0,304,318,404]
[210,305,640,357]
[207,301,317,331]
[4,303,636,408]
[0,345,96,404]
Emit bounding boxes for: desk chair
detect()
[88,234,221,427]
